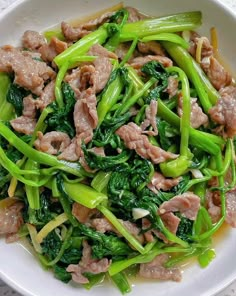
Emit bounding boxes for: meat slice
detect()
[125,6,146,23]
[0,45,55,95]
[138,41,165,56]
[130,55,173,70]
[148,172,181,193]
[201,56,232,90]
[139,254,182,282]
[72,203,98,224]
[116,122,178,164]
[66,240,111,284]
[91,218,144,244]
[39,36,68,63]
[73,88,98,156]
[88,43,118,60]
[34,131,71,155]
[206,190,221,224]
[10,94,37,135]
[58,137,79,161]
[140,100,158,136]
[188,32,213,60]
[161,212,181,235]
[164,76,179,98]
[158,192,201,220]
[93,57,113,93]
[61,11,113,42]
[35,80,56,110]
[178,96,209,129]
[225,189,236,227]
[209,86,236,138]
[22,30,46,50]
[65,65,96,99]
[0,202,24,235]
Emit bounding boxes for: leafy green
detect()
[6,83,31,116]
[176,216,194,242]
[46,83,76,138]
[141,61,169,103]
[53,264,72,283]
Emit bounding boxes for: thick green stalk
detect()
[110,272,131,294]
[116,77,157,115]
[109,244,191,276]
[24,159,40,209]
[97,205,145,254]
[54,26,108,67]
[91,171,111,193]
[141,33,189,49]
[63,180,107,209]
[0,122,87,177]
[162,42,219,110]
[0,73,14,121]
[120,11,202,39]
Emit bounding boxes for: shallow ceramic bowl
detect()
[0,0,236,295]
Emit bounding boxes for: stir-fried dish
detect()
[0,4,236,294]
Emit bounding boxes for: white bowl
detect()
[0,1,236,296]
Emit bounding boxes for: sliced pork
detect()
[148,172,181,193]
[178,96,209,129]
[35,80,56,110]
[130,55,173,70]
[125,6,146,22]
[66,240,111,284]
[139,254,182,282]
[34,131,71,155]
[61,11,113,42]
[188,32,213,60]
[225,189,236,228]
[138,41,165,56]
[0,202,24,235]
[0,45,55,95]
[164,76,179,98]
[116,122,178,164]
[10,94,37,135]
[39,36,68,63]
[88,43,118,60]
[158,192,201,220]
[201,56,232,90]
[140,100,158,136]
[209,85,236,138]
[22,30,46,51]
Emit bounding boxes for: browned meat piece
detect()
[93,57,112,93]
[201,56,232,90]
[159,192,200,220]
[148,172,181,193]
[36,80,56,110]
[161,212,181,235]
[225,189,236,227]
[39,36,68,62]
[22,30,46,50]
[0,45,55,95]
[34,131,71,155]
[130,55,173,70]
[58,138,79,161]
[61,12,113,42]
[72,203,97,223]
[125,6,146,22]
[164,76,179,98]
[0,202,24,235]
[10,117,36,135]
[140,100,158,136]
[188,32,213,59]
[65,65,96,99]
[178,96,209,129]
[139,254,182,282]
[138,41,165,56]
[206,190,221,224]
[88,146,105,157]
[74,88,98,156]
[10,94,37,135]
[66,241,111,284]
[88,43,118,60]
[91,218,144,243]
[209,86,236,138]
[116,122,178,164]
[115,42,137,61]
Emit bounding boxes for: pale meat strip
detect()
[116,122,178,164]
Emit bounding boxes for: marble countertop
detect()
[0,0,236,295]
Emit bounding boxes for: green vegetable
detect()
[0,73,15,121]
[6,83,30,116]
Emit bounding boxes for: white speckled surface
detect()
[0,0,236,295]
